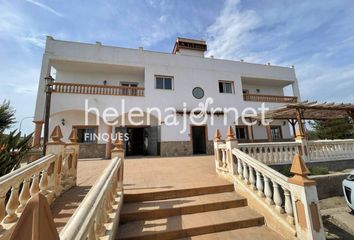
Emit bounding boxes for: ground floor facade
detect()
[34,108,294,158]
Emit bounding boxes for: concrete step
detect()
[176,226,285,240]
[121,192,247,222]
[124,184,234,203]
[117,206,264,240]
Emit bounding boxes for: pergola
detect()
[252,101,354,139]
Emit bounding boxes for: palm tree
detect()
[0,101,33,176]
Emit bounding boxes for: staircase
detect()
[117,183,284,240]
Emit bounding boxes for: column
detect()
[266,125,272,142]
[105,125,113,159]
[32,120,44,148]
[288,154,325,240]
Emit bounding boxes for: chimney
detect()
[172,37,207,57]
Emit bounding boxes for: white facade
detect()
[34,36,301,157]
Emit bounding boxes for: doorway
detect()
[126,127,145,156]
[191,126,207,154]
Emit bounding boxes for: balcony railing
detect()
[243,93,297,103]
[53,82,144,96]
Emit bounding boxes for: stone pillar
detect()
[288,154,325,240]
[295,129,310,161]
[32,120,44,148]
[111,132,124,160]
[266,125,272,142]
[213,129,222,170]
[105,125,113,159]
[66,129,80,187]
[292,80,301,101]
[46,125,65,199]
[225,126,238,175]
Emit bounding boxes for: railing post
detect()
[66,129,80,187]
[213,129,222,170]
[46,125,65,199]
[295,130,310,161]
[225,126,238,175]
[288,154,325,240]
[111,133,125,193]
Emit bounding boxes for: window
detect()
[270,126,283,140]
[235,126,249,140]
[219,81,234,93]
[155,76,173,90]
[73,126,98,144]
[243,89,250,94]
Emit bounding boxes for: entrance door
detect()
[126,127,145,156]
[191,126,206,154]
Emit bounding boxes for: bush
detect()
[0,101,33,176]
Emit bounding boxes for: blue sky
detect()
[1,0,354,134]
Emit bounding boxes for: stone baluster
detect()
[264,176,274,205]
[3,184,20,223]
[46,125,65,198]
[0,195,5,231]
[222,149,227,168]
[17,178,31,213]
[214,129,222,169]
[283,188,294,224]
[249,166,256,190]
[112,133,125,193]
[39,169,49,195]
[288,154,325,240]
[237,158,243,179]
[243,162,249,184]
[66,128,79,186]
[272,181,284,213]
[88,221,96,240]
[225,126,238,175]
[256,171,264,197]
[30,173,40,196]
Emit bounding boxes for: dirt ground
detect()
[320,196,354,239]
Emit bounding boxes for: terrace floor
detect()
[123,155,230,195]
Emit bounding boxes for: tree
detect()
[309,117,354,140]
[0,101,33,176]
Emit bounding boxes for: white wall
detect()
[34,37,300,143]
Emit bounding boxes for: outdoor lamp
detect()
[45,75,55,92]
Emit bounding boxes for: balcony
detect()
[53,82,145,96]
[243,93,297,103]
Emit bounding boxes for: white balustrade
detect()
[0,154,56,234]
[231,149,294,223]
[238,142,299,164]
[239,139,354,164]
[308,139,354,161]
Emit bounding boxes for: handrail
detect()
[243,93,297,103]
[60,156,123,240]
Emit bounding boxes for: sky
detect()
[1,0,354,134]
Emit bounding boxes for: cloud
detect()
[25,0,63,17]
[205,0,354,103]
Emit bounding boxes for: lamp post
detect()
[43,75,55,155]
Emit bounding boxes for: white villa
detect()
[33,36,301,158]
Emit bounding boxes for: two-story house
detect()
[33,37,300,158]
